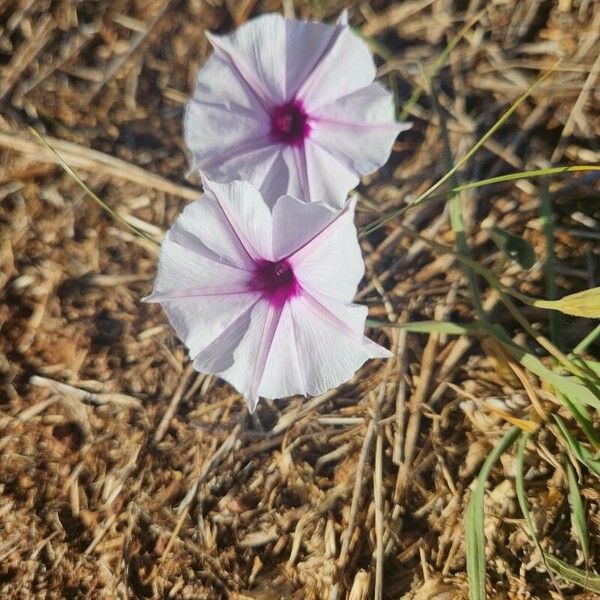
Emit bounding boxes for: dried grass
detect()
[1,0,599,598]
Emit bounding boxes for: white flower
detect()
[147,179,390,411]
[184,13,410,209]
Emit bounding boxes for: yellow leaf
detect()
[485,404,538,433]
[534,287,600,318]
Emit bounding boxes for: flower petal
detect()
[232,293,390,406]
[184,49,274,181]
[301,140,359,209]
[296,26,376,109]
[207,14,286,105]
[302,291,389,357]
[195,299,270,410]
[283,18,344,99]
[198,143,283,203]
[189,290,390,406]
[203,179,274,262]
[187,49,270,116]
[336,10,349,26]
[160,292,261,361]
[146,182,276,362]
[185,100,268,163]
[253,301,306,404]
[288,199,364,303]
[147,240,253,302]
[192,296,263,371]
[284,293,390,396]
[271,194,337,259]
[163,194,256,270]
[252,145,300,206]
[146,204,263,355]
[309,83,410,175]
[197,299,307,411]
[246,144,331,208]
[248,302,286,407]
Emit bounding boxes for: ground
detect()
[1,0,600,599]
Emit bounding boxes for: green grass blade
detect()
[577,359,600,379]
[558,393,600,451]
[502,340,600,411]
[553,415,588,463]
[364,67,557,235]
[552,415,600,479]
[573,324,600,355]
[569,404,600,452]
[517,432,600,594]
[427,73,484,318]
[515,433,562,596]
[389,226,588,379]
[515,433,538,536]
[361,165,600,235]
[564,455,589,563]
[540,177,560,347]
[571,357,600,386]
[466,427,520,600]
[450,165,600,193]
[366,319,483,335]
[28,127,160,247]
[545,555,600,592]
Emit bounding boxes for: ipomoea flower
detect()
[147,180,391,411]
[184,13,410,209]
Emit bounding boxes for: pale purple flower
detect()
[147,179,391,411]
[184,13,410,209]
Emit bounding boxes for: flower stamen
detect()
[252,259,300,306]
[270,100,310,146]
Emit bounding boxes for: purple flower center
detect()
[252,259,300,306]
[270,100,310,146]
